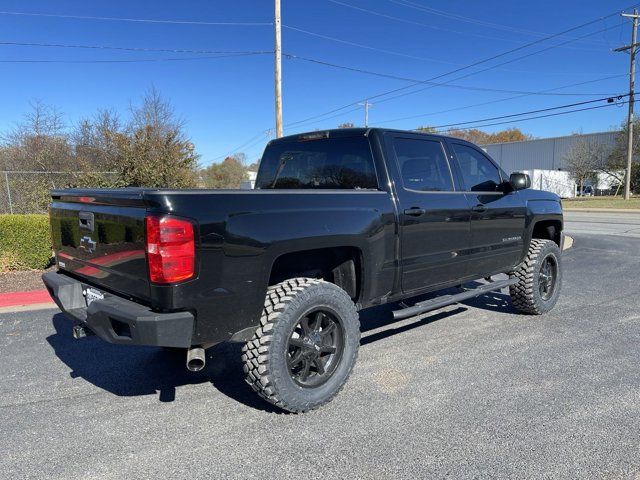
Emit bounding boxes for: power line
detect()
[327,0,608,52]
[370,74,628,125]
[372,23,624,107]
[282,24,461,66]
[389,0,610,47]
[0,52,270,63]
[432,101,628,133]
[211,130,272,162]
[426,95,625,130]
[0,40,272,56]
[284,24,615,77]
[284,13,627,129]
[0,10,272,26]
[284,53,622,97]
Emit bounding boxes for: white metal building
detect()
[481,131,619,173]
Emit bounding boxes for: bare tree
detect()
[72,109,122,171]
[1,100,71,172]
[564,140,598,195]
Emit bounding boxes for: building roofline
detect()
[480,130,620,147]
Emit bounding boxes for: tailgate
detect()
[49,189,151,303]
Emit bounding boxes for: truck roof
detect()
[269,127,465,145]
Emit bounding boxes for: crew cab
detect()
[43,128,564,412]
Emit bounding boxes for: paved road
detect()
[2,233,640,479]
[565,211,640,238]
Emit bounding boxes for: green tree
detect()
[201,155,248,189]
[108,88,199,188]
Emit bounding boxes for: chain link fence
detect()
[0,171,117,214]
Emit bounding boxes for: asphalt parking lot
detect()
[2,214,639,479]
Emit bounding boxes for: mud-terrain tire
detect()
[509,238,562,314]
[242,278,360,413]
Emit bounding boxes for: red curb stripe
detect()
[0,289,53,308]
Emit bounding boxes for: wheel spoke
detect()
[313,357,325,375]
[288,350,303,368]
[300,359,312,381]
[289,337,304,348]
[320,322,335,337]
[313,311,324,330]
[300,316,311,335]
[319,345,336,354]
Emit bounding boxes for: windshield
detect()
[255,136,379,190]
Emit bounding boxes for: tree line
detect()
[0,88,253,193]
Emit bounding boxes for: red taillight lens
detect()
[145,215,195,284]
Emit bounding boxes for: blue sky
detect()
[0,0,635,165]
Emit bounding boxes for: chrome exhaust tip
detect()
[186,347,206,372]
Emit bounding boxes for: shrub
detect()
[0,214,52,271]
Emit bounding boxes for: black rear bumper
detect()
[42,271,194,348]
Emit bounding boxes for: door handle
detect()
[404,207,426,217]
[471,204,487,213]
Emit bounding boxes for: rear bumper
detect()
[42,271,194,348]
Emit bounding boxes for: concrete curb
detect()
[0,302,56,314]
[0,289,54,312]
[564,208,640,213]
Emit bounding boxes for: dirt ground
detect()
[0,268,51,294]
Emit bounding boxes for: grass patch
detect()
[562,196,640,210]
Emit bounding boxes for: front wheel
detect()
[242,278,360,413]
[509,238,562,314]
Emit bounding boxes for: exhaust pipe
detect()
[186,347,206,372]
[72,324,94,339]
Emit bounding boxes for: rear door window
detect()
[256,136,378,189]
[393,137,454,192]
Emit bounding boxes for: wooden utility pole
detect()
[274,0,283,138]
[615,9,639,200]
[359,99,373,127]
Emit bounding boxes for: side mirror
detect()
[509,172,531,191]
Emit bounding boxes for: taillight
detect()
[145,215,195,284]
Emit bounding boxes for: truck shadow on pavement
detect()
[359,284,516,345]
[46,287,515,412]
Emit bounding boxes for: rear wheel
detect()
[509,238,562,314]
[242,278,360,413]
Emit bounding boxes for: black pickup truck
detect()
[43,128,563,412]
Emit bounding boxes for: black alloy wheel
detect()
[538,255,558,301]
[286,309,344,388]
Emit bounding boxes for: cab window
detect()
[256,136,378,190]
[451,143,502,192]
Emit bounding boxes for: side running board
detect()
[392,278,518,321]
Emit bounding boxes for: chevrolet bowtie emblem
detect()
[79,236,97,254]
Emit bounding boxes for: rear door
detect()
[447,141,526,276]
[385,132,471,294]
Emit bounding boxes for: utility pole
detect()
[274,0,283,138]
[359,99,373,127]
[615,9,639,200]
